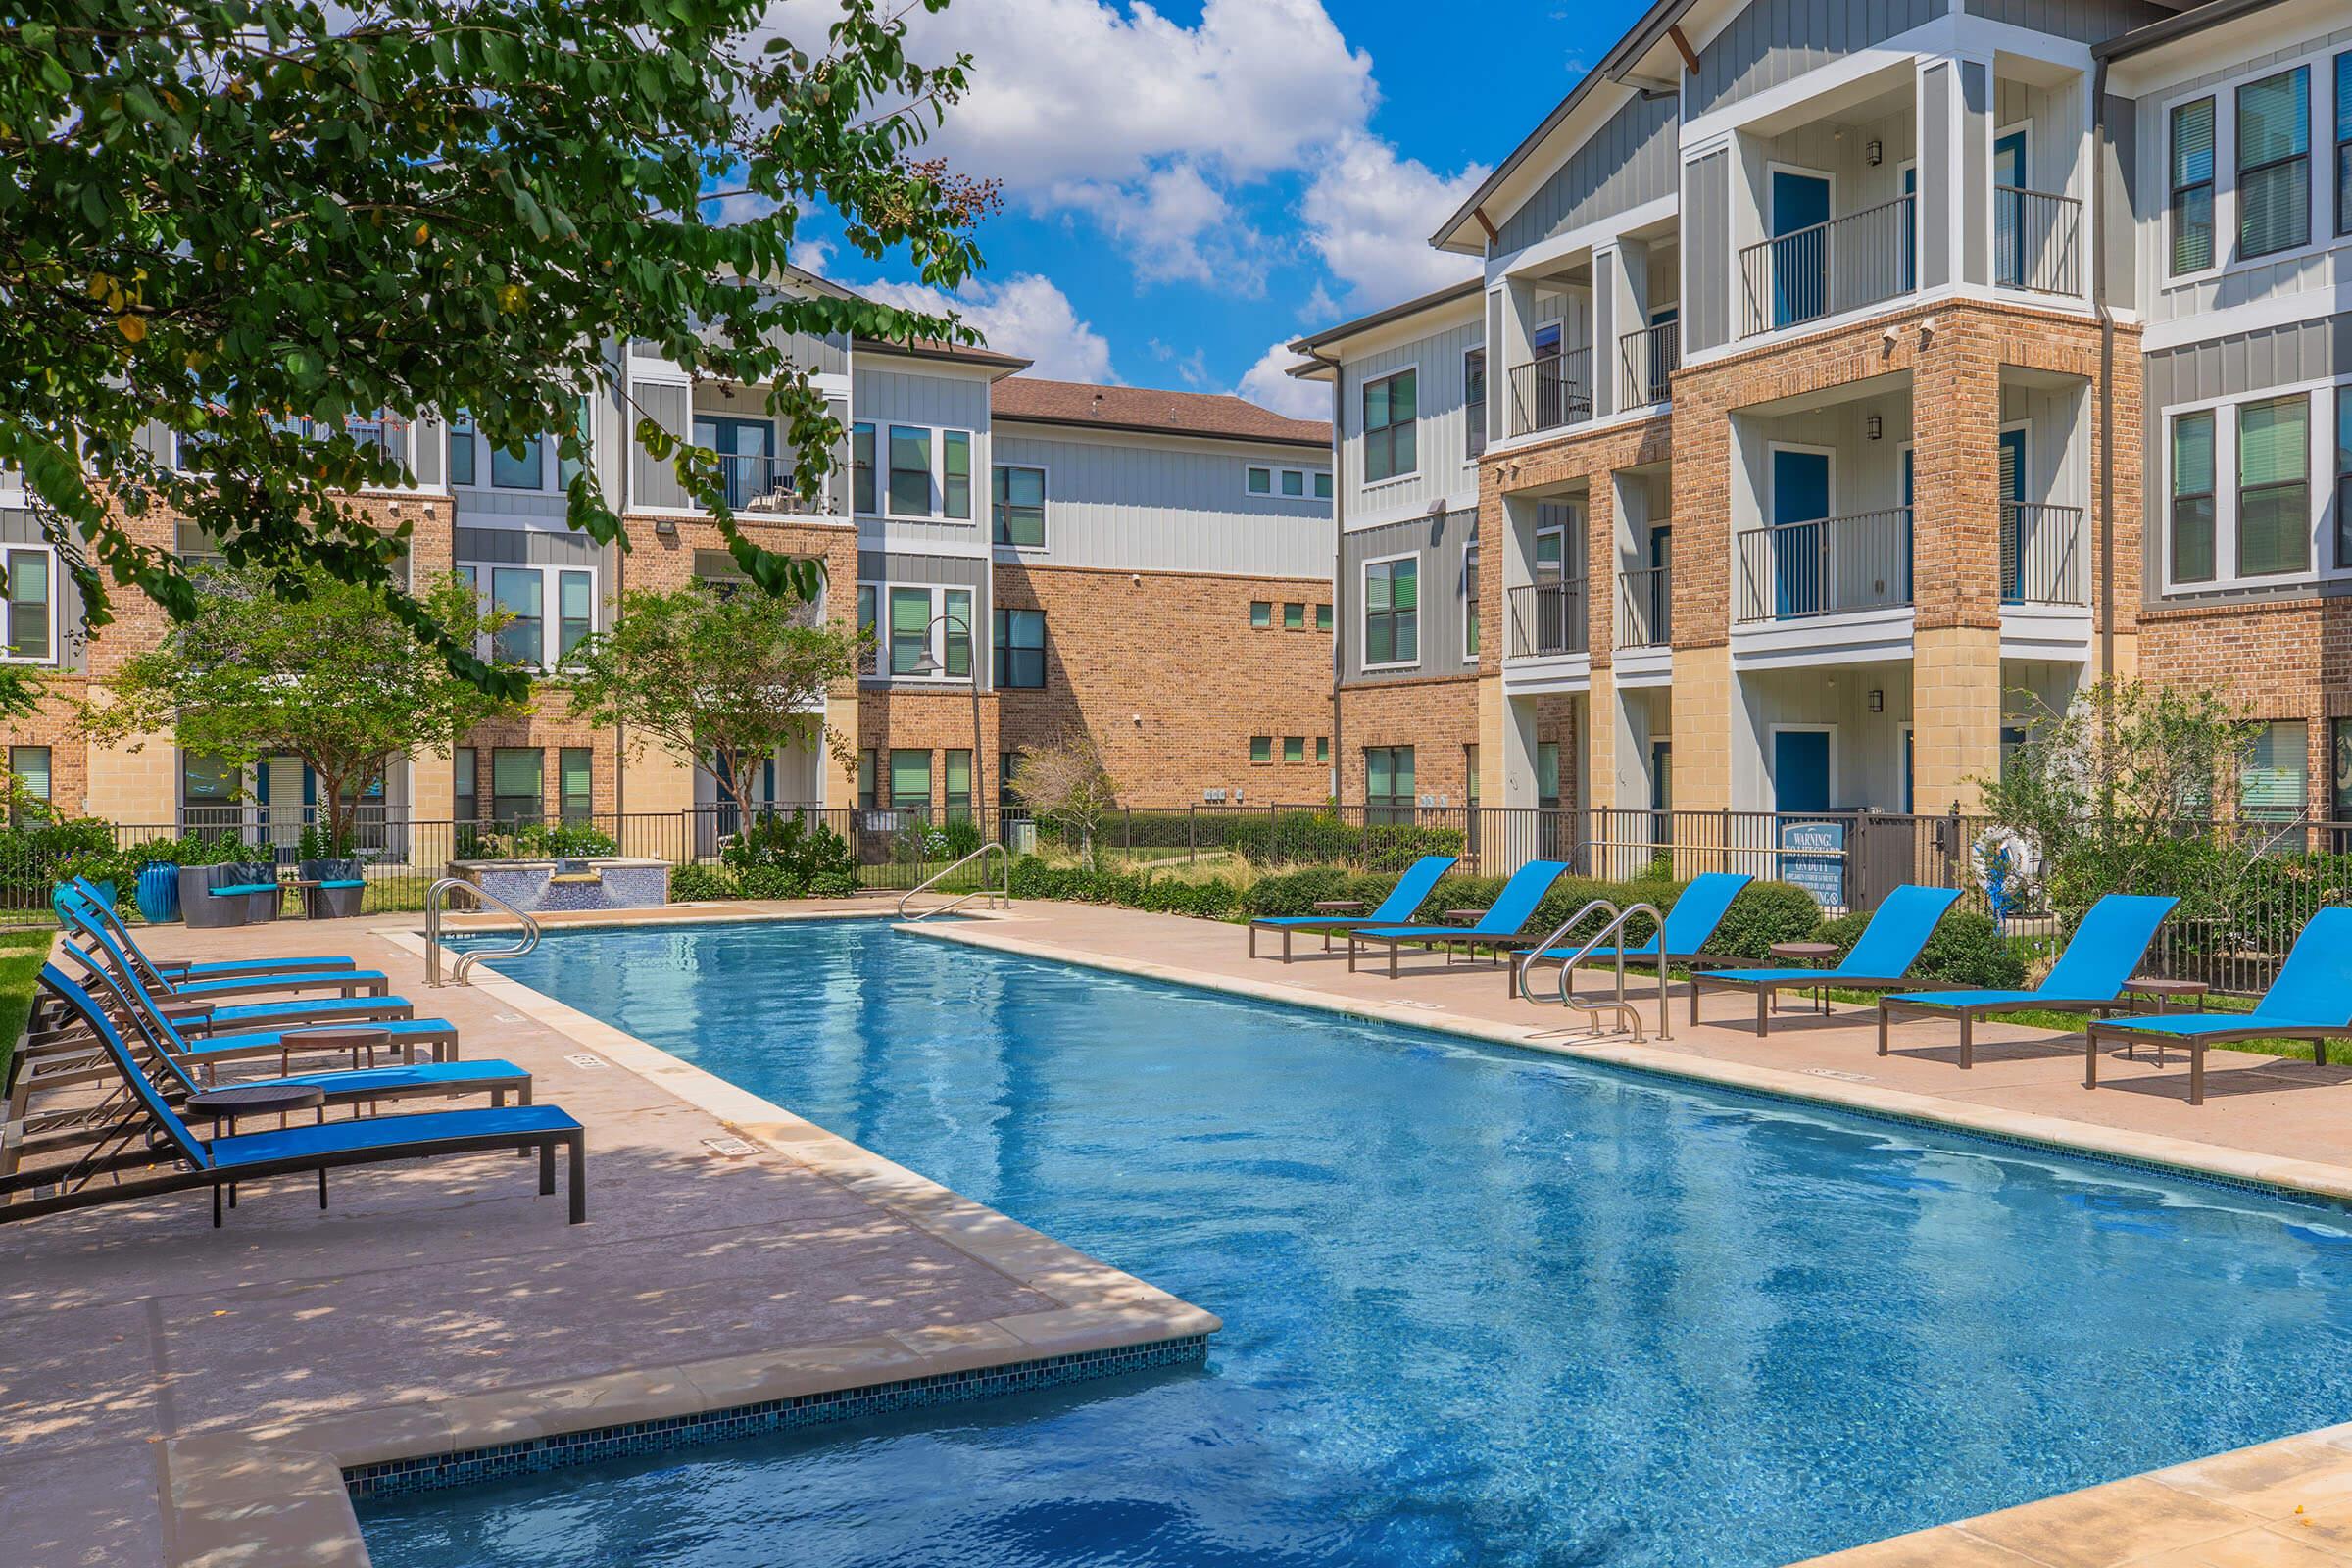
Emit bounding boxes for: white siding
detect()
[1338,311,1486,528]
[852,363,995,559]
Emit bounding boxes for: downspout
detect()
[1305,347,1346,803]
[2091,61,2116,684]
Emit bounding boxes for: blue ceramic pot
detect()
[135,862,181,923]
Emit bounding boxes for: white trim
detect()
[1359,549,1423,672]
[862,580,981,685]
[2154,47,2337,295]
[1462,543,1481,662]
[990,459,1051,553]
[461,558,602,675]
[0,542,60,666]
[1766,722,1840,813]
[2155,374,2340,597]
[1245,462,1331,501]
[1360,363,1423,490]
[875,422,979,525]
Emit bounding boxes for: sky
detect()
[773,0,1654,419]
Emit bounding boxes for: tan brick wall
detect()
[2141,597,2352,819]
[857,687,1000,811]
[994,563,1335,808]
[1340,677,1579,808]
[1911,625,2004,812]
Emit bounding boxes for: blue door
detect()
[1997,426,2027,601]
[1993,130,2028,286]
[1771,447,1831,617]
[1771,171,1832,327]
[1775,730,1832,813]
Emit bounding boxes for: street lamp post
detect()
[906,611,985,840]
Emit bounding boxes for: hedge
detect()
[1806,906,2026,989]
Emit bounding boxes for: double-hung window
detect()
[943,431,972,520]
[884,585,971,678]
[1462,549,1480,660]
[889,749,931,811]
[490,435,544,491]
[2170,97,2216,274]
[993,465,1046,547]
[1363,556,1418,667]
[2238,69,2311,260]
[448,415,478,486]
[491,748,544,824]
[560,748,593,824]
[2171,411,2217,584]
[887,426,932,517]
[1363,369,1417,483]
[454,749,478,824]
[945,750,972,815]
[487,564,595,669]
[2237,394,2310,577]
[1365,746,1415,818]
[2336,392,2352,570]
[851,422,877,514]
[2,546,54,662]
[8,747,49,813]
[2242,721,2310,821]
[2338,53,2352,237]
[993,608,1045,688]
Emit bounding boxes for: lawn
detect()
[0,925,55,1084]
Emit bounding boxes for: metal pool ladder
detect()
[899,842,1010,920]
[1514,899,1672,1043]
[424,876,542,987]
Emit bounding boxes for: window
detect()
[558,569,594,661]
[1365,747,1415,816]
[184,754,238,825]
[993,608,1046,688]
[2172,410,2217,583]
[999,752,1019,809]
[852,422,876,514]
[1538,741,1562,809]
[491,748,543,824]
[1363,369,1417,483]
[1282,736,1305,763]
[1363,556,1418,666]
[888,587,930,676]
[945,750,972,814]
[2238,69,2310,260]
[1464,347,1487,457]
[943,430,972,520]
[993,465,1046,547]
[483,564,594,669]
[943,589,972,678]
[2337,392,2352,570]
[1250,736,1273,763]
[2242,720,2309,820]
[1250,601,1272,628]
[888,426,931,517]
[882,584,970,678]
[1462,549,1480,660]
[448,416,477,486]
[888,749,931,810]
[1247,466,1272,495]
[1247,464,1328,498]
[857,750,876,810]
[1464,744,1480,805]
[1315,602,1333,631]
[1281,469,1305,498]
[3,546,53,662]
[9,746,49,810]
[1283,602,1305,630]
[2170,97,2216,273]
[1314,471,1333,500]
[490,435,544,490]
[2338,53,2352,237]
[857,583,876,652]
[560,748,593,824]
[1316,737,1329,764]
[2238,394,2310,576]
[454,749,477,823]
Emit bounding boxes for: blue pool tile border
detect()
[345,1334,1208,1502]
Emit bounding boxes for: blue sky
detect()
[779,0,1652,416]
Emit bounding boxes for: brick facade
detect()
[2141,597,2352,820]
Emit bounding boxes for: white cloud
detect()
[1058,162,1264,292]
[1237,340,1331,421]
[1301,133,1486,307]
[857,273,1116,383]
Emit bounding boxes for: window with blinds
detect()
[2338,53,2352,237]
[1363,369,1417,483]
[2171,411,2216,583]
[2236,69,2310,260]
[2237,394,2309,577]
[1363,557,1419,666]
[888,749,931,810]
[8,746,50,811]
[2170,97,2215,273]
[2241,721,2309,821]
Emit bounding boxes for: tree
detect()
[1009,732,1118,869]
[1976,679,2264,931]
[78,563,514,846]
[561,582,865,826]
[2,0,996,698]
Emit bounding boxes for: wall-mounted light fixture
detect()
[653,517,678,537]
[1868,689,1885,713]
[1865,138,1884,167]
[1865,414,1884,441]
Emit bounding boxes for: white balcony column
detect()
[1604,237,1650,412]
[1490,275,1542,444]
[1958,54,1995,288]
[1592,247,1621,422]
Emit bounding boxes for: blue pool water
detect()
[360,920,2352,1567]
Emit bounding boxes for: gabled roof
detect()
[2092,0,2280,62]
[991,377,1330,449]
[1287,278,1485,362]
[852,336,1032,376]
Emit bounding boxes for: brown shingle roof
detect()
[991,377,1331,449]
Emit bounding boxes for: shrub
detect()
[668,862,734,901]
[722,812,857,894]
[1806,906,2026,989]
[0,812,122,910]
[1708,881,1826,959]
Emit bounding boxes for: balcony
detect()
[1739,195,1915,338]
[1506,579,1590,659]
[712,452,835,515]
[1506,350,1595,439]
[1617,320,1680,410]
[1994,187,2082,297]
[1619,564,1671,648]
[2001,502,2086,605]
[1735,508,1912,623]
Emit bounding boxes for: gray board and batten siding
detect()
[1341,509,1478,686]
[1496,93,1680,257]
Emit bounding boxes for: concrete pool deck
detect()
[16,894,2352,1567]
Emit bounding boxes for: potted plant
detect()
[296,824,367,920]
[56,849,123,913]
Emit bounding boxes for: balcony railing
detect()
[1994,187,2082,297]
[1618,320,1680,409]
[1619,564,1671,648]
[1506,349,1594,438]
[2001,502,2087,605]
[1735,508,1913,623]
[1740,194,1916,337]
[713,452,832,515]
[1505,578,1590,659]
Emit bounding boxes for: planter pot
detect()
[58,879,117,912]
[136,863,181,923]
[299,858,366,920]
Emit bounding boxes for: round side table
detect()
[1769,940,1841,1016]
[181,1082,327,1226]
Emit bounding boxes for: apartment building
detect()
[0,269,1333,835]
[1296,0,2350,830]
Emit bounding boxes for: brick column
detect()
[1909,320,2003,632]
[1670,645,1733,818]
[1911,626,2002,812]
[1585,671,1617,813]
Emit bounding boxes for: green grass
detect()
[0,926,55,1085]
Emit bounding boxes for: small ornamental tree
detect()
[79,564,514,848]
[1010,731,1118,869]
[560,582,865,825]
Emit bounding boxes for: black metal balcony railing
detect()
[1618,320,1680,409]
[1740,194,1916,337]
[1994,186,2082,296]
[1618,564,1671,648]
[713,452,831,515]
[1505,578,1590,659]
[1506,349,1594,438]
[2001,502,2087,605]
[1735,508,1913,623]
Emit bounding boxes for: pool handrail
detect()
[426,877,542,987]
[1525,901,1672,1043]
[899,842,1009,921]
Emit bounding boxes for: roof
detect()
[1287,277,1485,362]
[2092,0,2278,61]
[990,377,1331,449]
[852,336,1032,375]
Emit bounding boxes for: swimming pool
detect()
[360,918,2352,1567]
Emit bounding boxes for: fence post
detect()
[1188,805,1197,864]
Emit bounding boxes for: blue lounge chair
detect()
[1507,872,1755,1001]
[63,879,356,985]
[1247,855,1457,961]
[58,909,416,1034]
[2084,907,2352,1106]
[1692,884,1962,1035]
[1878,893,2178,1068]
[5,967,583,1228]
[1347,860,1572,978]
[56,886,390,1005]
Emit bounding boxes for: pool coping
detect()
[158,913,1219,1568]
